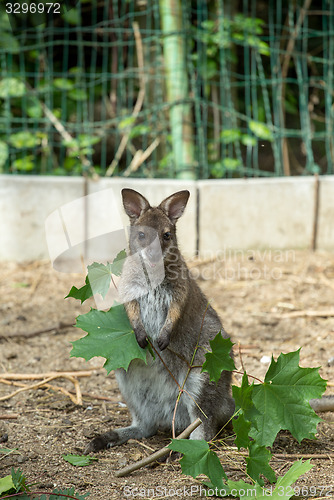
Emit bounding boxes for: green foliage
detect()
[249,120,273,141]
[0,140,9,172]
[250,350,325,446]
[62,8,81,26]
[62,454,98,466]
[169,439,227,486]
[173,349,325,494]
[62,135,101,158]
[66,251,126,303]
[0,12,20,53]
[0,66,103,174]
[214,460,313,499]
[0,473,15,495]
[201,333,235,382]
[67,251,147,373]
[12,156,35,171]
[9,131,41,149]
[0,77,26,98]
[67,260,326,497]
[0,468,90,499]
[246,442,276,485]
[71,305,148,373]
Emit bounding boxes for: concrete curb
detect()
[0,175,332,263]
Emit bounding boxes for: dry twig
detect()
[115,418,202,477]
[106,22,147,177]
[0,370,94,405]
[0,321,74,340]
[274,309,334,319]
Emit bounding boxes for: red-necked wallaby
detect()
[85,188,235,453]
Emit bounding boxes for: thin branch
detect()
[274,309,334,319]
[0,321,74,340]
[0,371,93,380]
[115,418,202,477]
[233,370,264,384]
[0,371,93,405]
[272,453,334,460]
[280,0,313,176]
[238,341,245,374]
[0,376,66,402]
[123,138,160,177]
[105,22,146,177]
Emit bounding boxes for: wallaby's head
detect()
[122,189,190,267]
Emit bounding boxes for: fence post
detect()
[159,0,196,180]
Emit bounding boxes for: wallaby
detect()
[85,188,235,453]
[84,188,333,453]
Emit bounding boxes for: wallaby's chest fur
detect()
[138,285,172,340]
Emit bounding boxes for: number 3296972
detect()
[6,3,61,14]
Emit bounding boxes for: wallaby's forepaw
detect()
[157,331,170,351]
[134,326,148,348]
[84,430,120,454]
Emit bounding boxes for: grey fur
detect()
[84,189,235,453]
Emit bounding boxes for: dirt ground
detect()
[0,250,333,499]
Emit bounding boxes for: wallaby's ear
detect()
[122,189,150,221]
[159,190,190,223]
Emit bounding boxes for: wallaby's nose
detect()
[143,236,162,267]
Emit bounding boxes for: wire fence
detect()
[0,0,333,179]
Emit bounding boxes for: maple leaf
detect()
[250,350,326,446]
[70,305,147,372]
[65,250,126,303]
[169,439,227,487]
[246,442,276,486]
[201,333,235,382]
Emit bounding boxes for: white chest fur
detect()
[138,286,172,340]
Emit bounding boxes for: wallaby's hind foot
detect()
[84,424,157,454]
[84,430,119,454]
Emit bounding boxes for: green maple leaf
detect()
[272,459,313,498]
[232,372,259,423]
[109,249,127,276]
[168,439,227,487]
[201,333,235,382]
[65,250,126,303]
[70,305,147,372]
[65,280,92,303]
[233,413,251,450]
[207,459,313,498]
[250,350,326,446]
[232,372,259,450]
[246,442,276,486]
[62,454,97,467]
[220,480,263,498]
[0,474,14,495]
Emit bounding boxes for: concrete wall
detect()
[0,174,332,264]
[198,177,316,256]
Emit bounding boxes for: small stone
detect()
[117,457,127,467]
[61,418,72,426]
[130,451,142,461]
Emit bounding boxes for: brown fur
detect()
[85,189,235,453]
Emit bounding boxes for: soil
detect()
[0,250,333,500]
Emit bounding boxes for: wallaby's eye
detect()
[138,231,145,241]
[163,232,171,241]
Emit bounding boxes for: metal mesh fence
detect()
[0,0,333,178]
